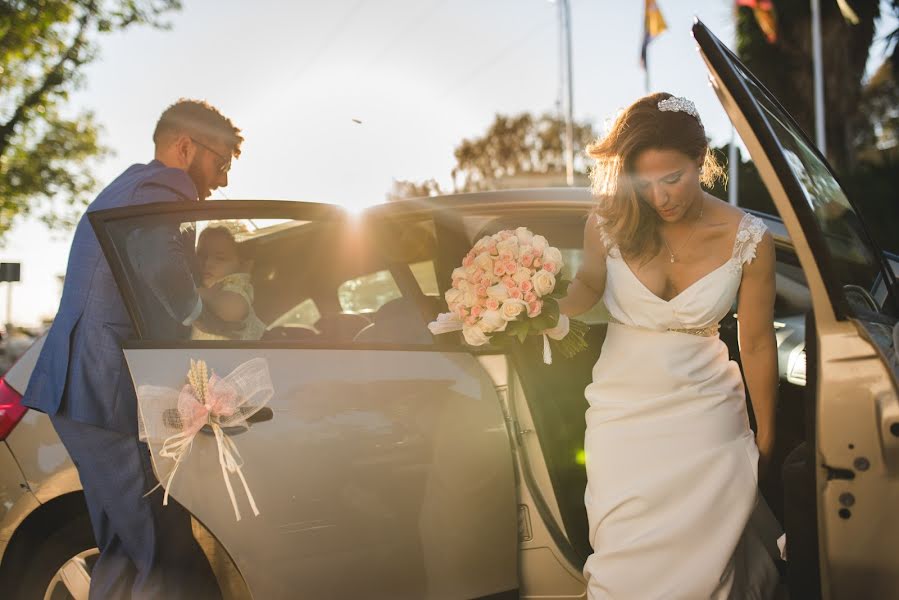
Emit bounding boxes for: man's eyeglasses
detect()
[190,137,232,174]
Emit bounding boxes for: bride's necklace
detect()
[661,197,704,263]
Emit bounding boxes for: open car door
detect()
[693,20,899,599]
[89,200,518,599]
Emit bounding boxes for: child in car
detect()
[191,222,266,341]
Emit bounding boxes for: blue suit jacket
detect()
[23,160,200,434]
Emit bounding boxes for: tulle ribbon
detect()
[137,358,273,521]
[427,313,570,365]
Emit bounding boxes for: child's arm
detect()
[197,286,250,323]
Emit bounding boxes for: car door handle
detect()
[205,407,274,436]
[162,407,274,437]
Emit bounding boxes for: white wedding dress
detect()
[583,213,780,599]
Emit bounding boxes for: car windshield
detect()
[731,58,888,305]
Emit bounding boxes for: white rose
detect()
[500,299,528,321]
[479,309,508,333]
[462,324,490,346]
[512,266,532,284]
[531,235,548,253]
[496,238,520,258]
[462,290,478,307]
[515,227,534,245]
[533,270,556,297]
[542,246,563,267]
[473,235,493,251]
[474,252,494,273]
[486,284,510,300]
[451,266,468,281]
[445,288,463,307]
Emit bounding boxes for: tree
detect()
[0,1,182,239]
[451,112,596,192]
[386,177,443,202]
[735,0,899,173]
[856,58,899,160]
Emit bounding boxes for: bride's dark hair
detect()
[586,92,725,260]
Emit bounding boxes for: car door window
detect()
[95,204,440,345]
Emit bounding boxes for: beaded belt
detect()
[608,316,720,337]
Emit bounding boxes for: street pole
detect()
[5,282,12,333]
[811,0,827,153]
[559,0,575,186]
[729,6,739,206]
[728,129,739,206]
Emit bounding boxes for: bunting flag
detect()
[737,0,777,44]
[640,0,668,70]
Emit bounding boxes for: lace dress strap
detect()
[593,214,621,258]
[731,213,767,266]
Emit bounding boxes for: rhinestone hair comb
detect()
[657,96,701,123]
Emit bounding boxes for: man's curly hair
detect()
[153,99,244,158]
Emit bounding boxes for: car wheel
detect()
[14,513,98,600]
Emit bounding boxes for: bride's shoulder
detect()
[584,212,612,256]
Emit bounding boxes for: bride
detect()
[556,93,780,598]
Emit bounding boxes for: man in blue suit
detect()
[23,99,243,599]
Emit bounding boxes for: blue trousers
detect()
[51,415,221,600]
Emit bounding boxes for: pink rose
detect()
[524,291,537,303]
[465,316,478,326]
[543,261,558,274]
[520,280,533,293]
[528,301,542,317]
[509,288,523,300]
[503,260,516,273]
[521,254,534,268]
[493,263,506,277]
[477,285,488,297]
[503,277,516,289]
[486,298,500,311]
[462,255,474,267]
[471,305,484,318]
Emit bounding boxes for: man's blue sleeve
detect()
[126,180,202,328]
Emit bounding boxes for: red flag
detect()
[737,0,777,43]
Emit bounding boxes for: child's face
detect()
[197,231,243,287]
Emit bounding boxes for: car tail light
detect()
[0,377,26,440]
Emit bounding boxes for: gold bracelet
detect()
[575,272,603,297]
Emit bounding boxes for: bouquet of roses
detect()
[428,227,588,364]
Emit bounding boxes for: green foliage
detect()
[386,177,443,202]
[0,0,182,240]
[734,0,895,172]
[451,112,596,192]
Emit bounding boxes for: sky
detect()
[2,0,897,327]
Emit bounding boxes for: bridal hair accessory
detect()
[137,358,274,521]
[657,96,701,123]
